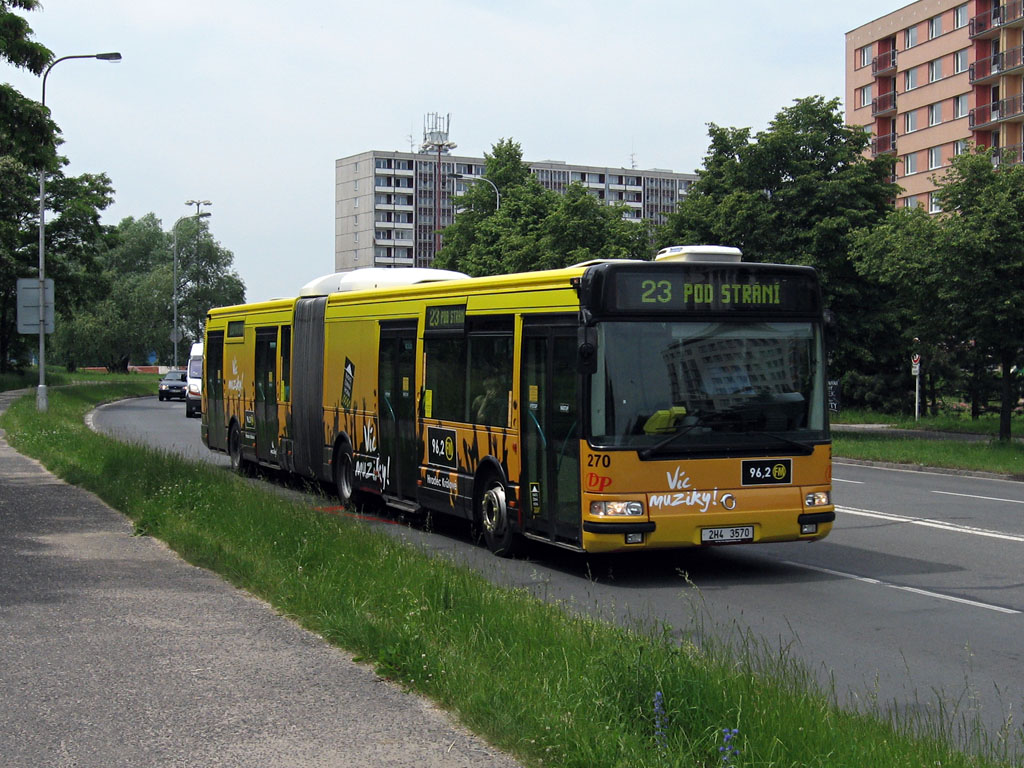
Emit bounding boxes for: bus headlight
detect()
[590,500,644,517]
[805,491,831,507]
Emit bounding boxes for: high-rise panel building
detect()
[334,149,696,272]
[846,0,1023,211]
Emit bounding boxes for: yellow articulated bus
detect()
[202,245,833,557]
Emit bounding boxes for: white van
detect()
[185,341,203,418]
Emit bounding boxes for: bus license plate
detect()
[701,525,754,544]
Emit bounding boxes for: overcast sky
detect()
[3,0,901,304]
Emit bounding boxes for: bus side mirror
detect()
[577,327,597,375]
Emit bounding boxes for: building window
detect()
[954,4,968,28]
[954,93,969,118]
[929,59,943,82]
[929,192,942,213]
[905,67,919,90]
[929,15,943,39]
[860,84,873,107]
[954,139,967,156]
[929,103,942,126]
[954,49,968,74]
[858,45,871,68]
[928,146,943,170]
[905,110,919,133]
[906,25,918,49]
[903,152,918,175]
[906,195,920,209]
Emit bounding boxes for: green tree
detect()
[657,96,900,407]
[173,217,245,344]
[0,0,117,373]
[0,0,54,170]
[436,138,651,276]
[53,267,170,372]
[854,149,1024,439]
[849,207,972,416]
[53,214,245,370]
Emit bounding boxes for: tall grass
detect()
[0,367,158,393]
[834,432,1024,477]
[2,385,1020,767]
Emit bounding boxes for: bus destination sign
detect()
[600,267,819,315]
[425,303,467,332]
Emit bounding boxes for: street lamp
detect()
[36,51,122,412]
[172,202,212,368]
[450,173,500,210]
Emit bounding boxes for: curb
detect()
[833,457,1019,482]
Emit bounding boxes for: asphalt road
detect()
[96,398,1024,754]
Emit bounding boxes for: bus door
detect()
[254,326,279,463]
[521,321,581,547]
[378,322,418,500]
[205,330,226,451]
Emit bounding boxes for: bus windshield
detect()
[588,319,828,454]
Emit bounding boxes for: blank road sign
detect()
[17,278,55,334]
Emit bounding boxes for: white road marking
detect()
[932,490,1024,505]
[837,505,1024,543]
[832,478,864,484]
[783,561,1020,615]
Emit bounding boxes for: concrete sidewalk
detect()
[0,389,521,768]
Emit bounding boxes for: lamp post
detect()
[36,51,122,412]
[172,202,212,368]
[450,172,500,210]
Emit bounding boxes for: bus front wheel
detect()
[478,475,519,558]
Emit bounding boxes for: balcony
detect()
[969,93,1024,128]
[872,49,897,75]
[971,45,1024,83]
[872,132,898,156]
[993,142,1024,166]
[970,0,1024,38]
[872,91,897,116]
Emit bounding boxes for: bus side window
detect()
[468,335,513,427]
[423,336,467,422]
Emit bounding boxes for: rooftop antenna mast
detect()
[420,112,456,265]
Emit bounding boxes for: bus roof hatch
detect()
[654,245,743,263]
[299,267,470,297]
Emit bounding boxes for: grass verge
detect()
[834,432,1024,477]
[833,408,1024,437]
[2,384,1020,767]
[0,367,158,392]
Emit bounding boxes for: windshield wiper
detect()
[638,421,704,459]
[638,405,758,459]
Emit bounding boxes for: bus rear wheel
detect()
[334,445,354,505]
[478,475,519,558]
[228,422,246,475]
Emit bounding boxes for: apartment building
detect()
[335,150,695,272]
[846,0,1024,211]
